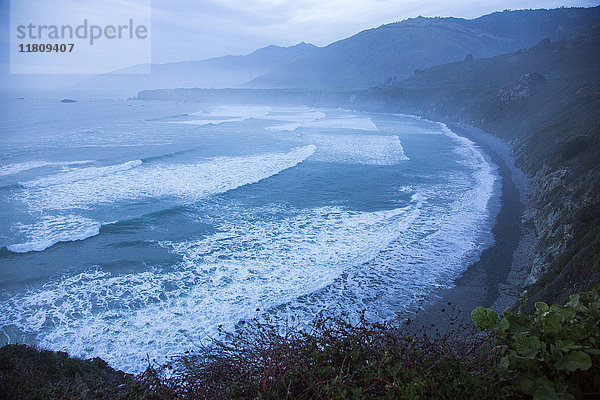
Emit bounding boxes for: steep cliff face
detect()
[386,26,600,306]
[524,144,600,304]
[497,72,547,104]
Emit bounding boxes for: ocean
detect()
[0,96,499,372]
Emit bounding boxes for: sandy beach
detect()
[411,122,536,332]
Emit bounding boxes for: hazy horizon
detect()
[1,1,598,71]
[1,1,598,92]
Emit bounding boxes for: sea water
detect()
[0,96,499,372]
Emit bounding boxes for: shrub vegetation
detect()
[1,286,598,399]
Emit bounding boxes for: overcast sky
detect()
[1,0,599,68]
[149,0,599,63]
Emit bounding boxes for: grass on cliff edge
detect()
[1,285,599,399]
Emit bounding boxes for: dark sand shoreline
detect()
[411,122,536,331]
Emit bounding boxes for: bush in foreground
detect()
[0,344,135,399]
[1,286,599,399]
[139,314,508,399]
[472,284,600,399]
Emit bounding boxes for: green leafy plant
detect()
[472,285,600,399]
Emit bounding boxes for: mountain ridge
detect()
[86,6,600,92]
[246,6,600,89]
[79,42,318,91]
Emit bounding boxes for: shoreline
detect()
[412,122,535,331]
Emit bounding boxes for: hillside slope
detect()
[79,42,317,91]
[247,7,600,89]
[381,24,600,306]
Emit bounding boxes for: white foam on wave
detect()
[265,110,326,122]
[0,203,420,372]
[389,113,449,135]
[7,147,315,252]
[436,122,497,222]
[192,105,272,119]
[392,113,422,121]
[272,123,498,320]
[18,146,316,212]
[170,105,272,126]
[7,215,101,253]
[0,113,499,373]
[168,118,244,126]
[267,116,378,132]
[23,160,142,189]
[0,160,94,177]
[307,134,409,165]
[166,106,375,133]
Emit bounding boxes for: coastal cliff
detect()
[376,25,600,307]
